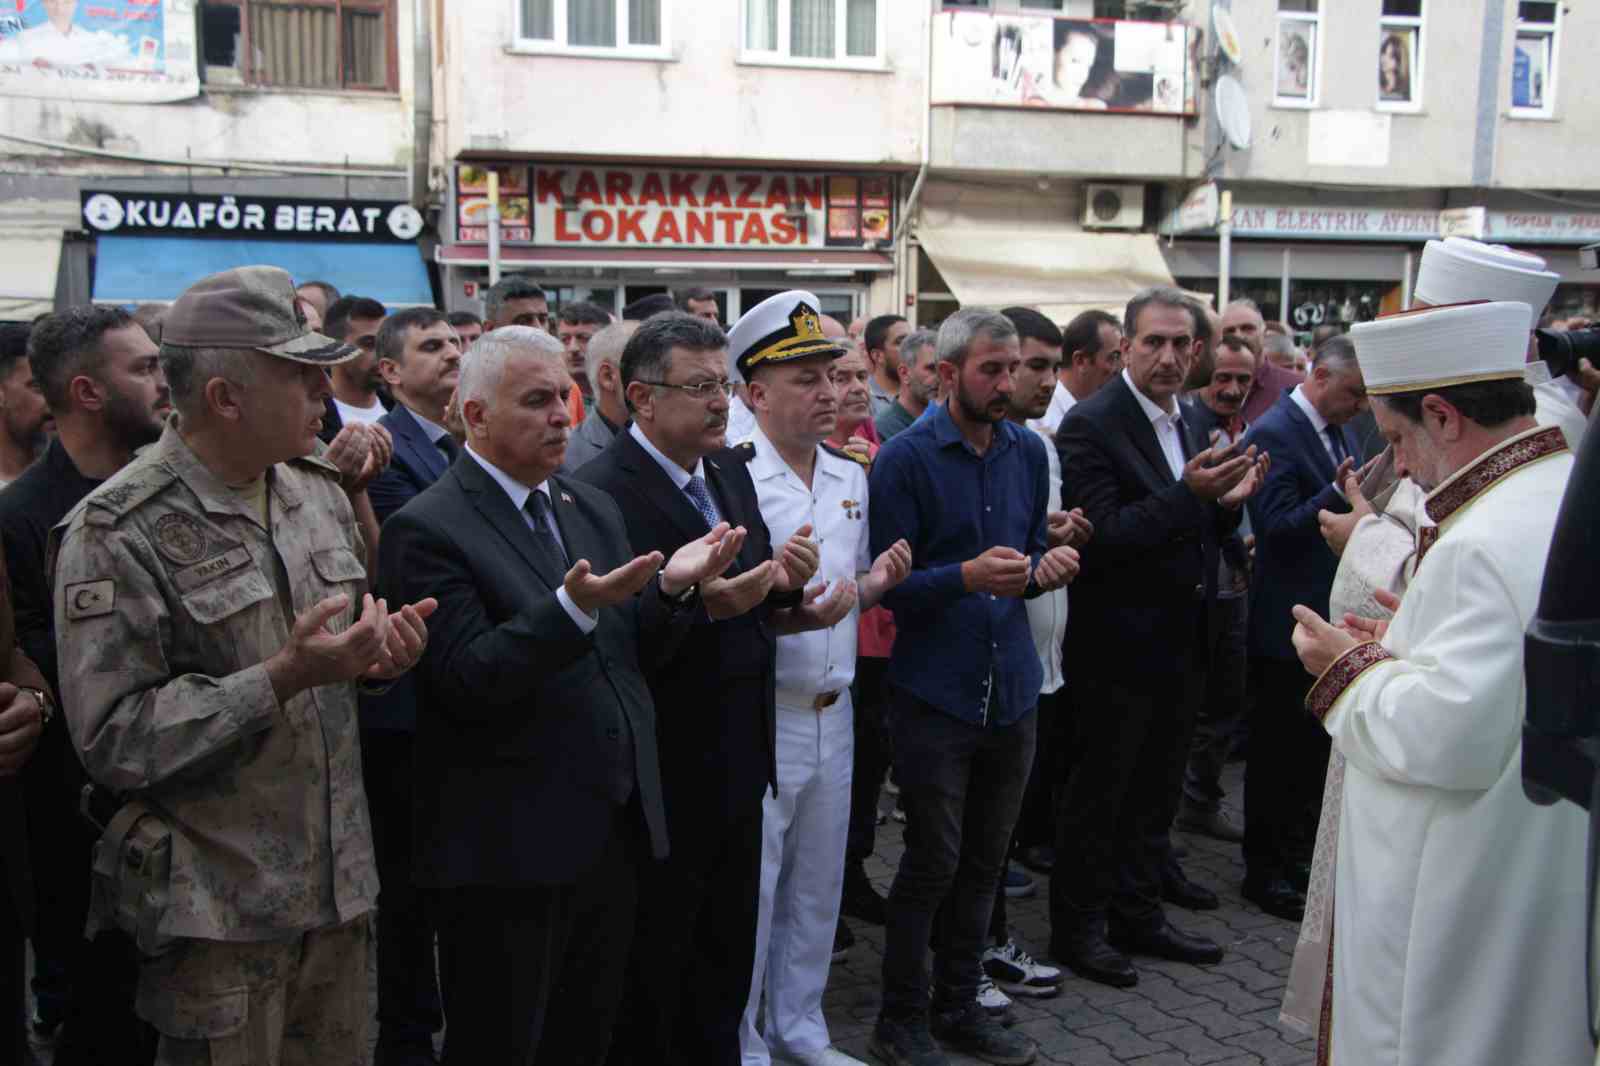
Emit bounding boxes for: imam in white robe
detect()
[1303,425,1593,1066]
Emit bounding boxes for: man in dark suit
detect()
[576,312,821,1066]
[354,307,464,1066]
[1240,334,1368,921]
[378,325,746,1065]
[1051,288,1267,989]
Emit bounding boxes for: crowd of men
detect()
[0,238,1594,1066]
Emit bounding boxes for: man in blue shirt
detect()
[868,308,1080,1066]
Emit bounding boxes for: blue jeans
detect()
[880,688,1035,1020]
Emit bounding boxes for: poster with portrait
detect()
[0,0,198,102]
[929,11,1195,116]
[1377,26,1416,104]
[1275,18,1315,100]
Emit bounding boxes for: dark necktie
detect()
[436,434,460,463]
[1325,426,1348,464]
[524,491,569,573]
[684,474,722,530]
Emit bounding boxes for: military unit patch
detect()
[154,513,209,566]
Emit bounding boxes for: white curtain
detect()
[791,0,835,58]
[251,2,338,88]
[522,0,554,38]
[343,8,385,86]
[846,0,874,56]
[745,0,777,50]
[568,0,616,46]
[629,0,660,44]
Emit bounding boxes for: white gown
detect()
[1304,425,1593,1066]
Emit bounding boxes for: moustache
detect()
[704,415,727,430]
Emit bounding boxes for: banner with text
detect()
[82,191,426,243]
[452,164,893,250]
[0,0,198,102]
[1162,201,1600,246]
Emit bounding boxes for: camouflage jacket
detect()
[51,425,377,941]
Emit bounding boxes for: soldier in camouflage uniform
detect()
[51,266,436,1066]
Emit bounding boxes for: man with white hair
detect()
[560,319,637,474]
[1289,300,1590,1066]
[378,325,747,1063]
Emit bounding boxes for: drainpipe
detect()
[410,0,434,209]
[893,4,934,317]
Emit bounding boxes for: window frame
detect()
[1375,0,1424,113]
[1510,1,1559,119]
[510,0,673,59]
[1272,2,1322,110]
[200,0,399,93]
[737,0,888,72]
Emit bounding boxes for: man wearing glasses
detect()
[318,294,393,443]
[577,312,822,1066]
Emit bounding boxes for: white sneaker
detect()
[982,938,1063,998]
[975,972,1013,1017]
[774,1047,869,1066]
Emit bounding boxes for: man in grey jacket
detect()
[561,320,637,474]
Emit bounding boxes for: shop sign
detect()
[1169,183,1218,234]
[80,191,424,243]
[0,0,198,103]
[455,164,894,250]
[1167,202,1600,245]
[930,11,1197,116]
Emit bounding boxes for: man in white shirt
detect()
[320,295,391,440]
[728,291,912,1066]
[1290,300,1591,1066]
[1031,310,1121,435]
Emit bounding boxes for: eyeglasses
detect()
[645,379,735,401]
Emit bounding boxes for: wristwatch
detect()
[659,579,699,610]
[19,687,52,728]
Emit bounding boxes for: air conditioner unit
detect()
[1082,183,1146,229]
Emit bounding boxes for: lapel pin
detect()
[561,491,574,503]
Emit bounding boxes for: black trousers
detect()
[436,804,644,1066]
[605,789,764,1066]
[1052,616,1203,938]
[846,656,893,870]
[881,689,1034,1019]
[1243,657,1331,881]
[1183,595,1250,813]
[0,856,21,1066]
[1015,686,1074,852]
[361,729,441,1057]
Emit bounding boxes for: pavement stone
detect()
[822,763,1313,1065]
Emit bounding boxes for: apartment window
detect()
[1377,0,1422,110]
[517,0,666,53]
[200,1,395,90]
[1511,1,1559,117]
[743,0,883,65]
[939,1,1066,9]
[1274,0,1319,107]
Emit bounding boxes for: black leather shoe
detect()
[1017,845,1055,874]
[1108,923,1225,965]
[1049,935,1138,988]
[1161,865,1220,911]
[1243,876,1306,922]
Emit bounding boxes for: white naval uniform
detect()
[739,425,872,1065]
[1304,425,1592,1066]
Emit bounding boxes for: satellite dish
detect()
[1215,74,1252,150]
[1212,6,1243,66]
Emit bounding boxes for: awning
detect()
[435,244,895,273]
[92,236,434,307]
[0,198,76,320]
[916,226,1179,323]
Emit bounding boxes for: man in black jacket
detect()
[378,325,746,1065]
[1050,288,1267,988]
[577,312,820,1066]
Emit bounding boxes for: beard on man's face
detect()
[104,387,167,451]
[955,379,1005,425]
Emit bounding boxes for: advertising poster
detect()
[0,0,198,102]
[456,164,532,243]
[930,11,1195,116]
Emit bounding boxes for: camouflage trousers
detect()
[134,914,372,1066]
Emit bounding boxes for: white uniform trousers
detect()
[740,693,855,1064]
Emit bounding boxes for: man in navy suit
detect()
[1240,334,1369,921]
[362,307,463,1065]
